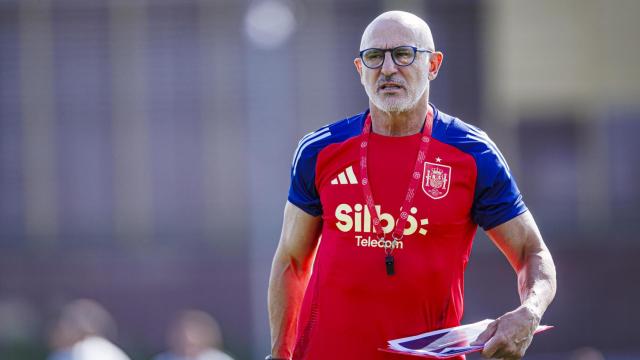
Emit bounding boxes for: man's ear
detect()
[428,51,444,80]
[354,57,363,77]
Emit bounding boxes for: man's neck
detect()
[369,101,431,137]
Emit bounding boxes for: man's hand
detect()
[477,211,557,359]
[472,305,541,359]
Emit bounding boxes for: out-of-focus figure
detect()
[47,298,131,360]
[571,347,606,360]
[153,309,234,360]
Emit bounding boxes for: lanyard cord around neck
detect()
[358,108,434,273]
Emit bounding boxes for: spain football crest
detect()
[422,162,451,199]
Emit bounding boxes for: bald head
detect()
[360,11,435,51]
[355,10,443,117]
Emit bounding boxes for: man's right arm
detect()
[268,201,322,359]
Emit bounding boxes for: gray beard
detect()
[366,82,429,113]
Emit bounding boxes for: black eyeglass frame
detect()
[358,46,433,69]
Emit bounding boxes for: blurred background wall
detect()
[0,0,639,359]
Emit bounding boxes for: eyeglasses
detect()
[359,46,433,69]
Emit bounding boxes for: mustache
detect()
[376,76,406,87]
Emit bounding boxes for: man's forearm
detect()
[517,244,557,319]
[478,212,557,358]
[268,253,313,358]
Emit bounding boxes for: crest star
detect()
[435,157,442,163]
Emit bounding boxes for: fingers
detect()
[471,320,497,346]
[482,334,527,360]
[478,306,538,359]
[481,333,503,358]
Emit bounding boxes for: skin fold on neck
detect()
[369,97,432,137]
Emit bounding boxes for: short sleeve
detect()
[472,138,527,230]
[285,114,365,217]
[287,134,324,216]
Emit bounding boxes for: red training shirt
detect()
[287,105,527,359]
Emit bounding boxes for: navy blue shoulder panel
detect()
[431,106,528,230]
[288,111,367,216]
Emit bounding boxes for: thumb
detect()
[481,334,503,359]
[471,320,497,346]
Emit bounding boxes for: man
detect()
[152,309,235,360]
[47,299,131,360]
[268,10,556,360]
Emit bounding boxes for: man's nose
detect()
[380,51,398,76]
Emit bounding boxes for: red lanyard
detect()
[359,108,433,275]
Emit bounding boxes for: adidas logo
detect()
[331,166,358,185]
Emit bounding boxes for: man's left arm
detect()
[474,210,557,359]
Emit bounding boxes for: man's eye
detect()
[365,51,383,60]
[395,49,412,58]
